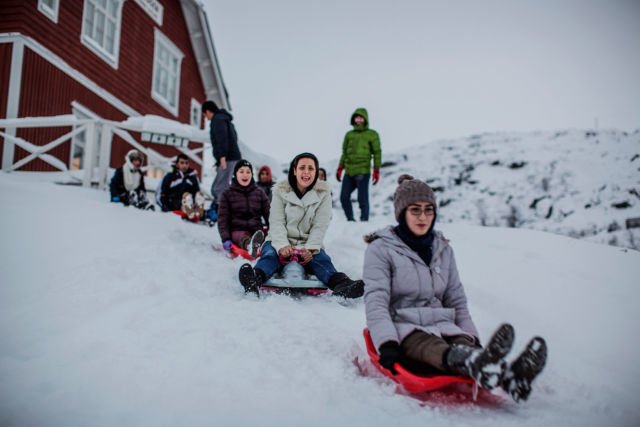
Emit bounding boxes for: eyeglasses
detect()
[407,206,435,217]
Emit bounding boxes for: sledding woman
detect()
[217,160,270,258]
[363,174,547,402]
[238,152,364,298]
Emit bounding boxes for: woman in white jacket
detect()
[363,174,548,402]
[238,152,363,298]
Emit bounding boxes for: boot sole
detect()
[485,323,515,363]
[238,263,259,296]
[249,231,265,258]
[504,336,547,402]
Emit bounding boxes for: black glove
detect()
[378,341,401,374]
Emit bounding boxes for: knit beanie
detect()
[393,174,436,221]
[233,159,254,183]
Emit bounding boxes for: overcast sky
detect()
[203,0,640,166]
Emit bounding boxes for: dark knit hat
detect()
[393,174,436,220]
[233,159,254,182]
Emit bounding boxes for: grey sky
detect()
[203,0,640,165]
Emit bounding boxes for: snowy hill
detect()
[1,172,639,426]
[329,129,640,250]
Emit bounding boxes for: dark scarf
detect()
[394,214,435,267]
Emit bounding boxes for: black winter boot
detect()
[238,264,265,296]
[328,273,364,299]
[502,336,547,402]
[248,230,265,258]
[444,323,515,389]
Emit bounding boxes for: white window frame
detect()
[80,0,124,69]
[190,98,202,128]
[151,28,184,116]
[38,0,60,23]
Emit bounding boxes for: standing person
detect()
[202,100,242,217]
[336,107,382,222]
[256,165,275,201]
[158,154,205,220]
[218,160,270,258]
[109,149,154,210]
[363,175,548,402]
[238,152,364,298]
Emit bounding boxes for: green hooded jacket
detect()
[339,108,382,176]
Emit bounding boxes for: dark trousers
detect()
[340,173,370,221]
[401,330,478,372]
[255,242,338,285]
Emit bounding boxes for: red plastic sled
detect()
[229,244,259,261]
[363,329,474,393]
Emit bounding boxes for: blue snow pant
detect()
[340,173,370,221]
[254,241,338,285]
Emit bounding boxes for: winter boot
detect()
[194,192,206,220]
[444,323,515,389]
[501,336,547,402]
[328,272,365,299]
[128,190,139,207]
[238,263,265,296]
[182,193,195,219]
[248,230,265,258]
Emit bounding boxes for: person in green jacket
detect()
[336,107,382,221]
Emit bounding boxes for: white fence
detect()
[0,115,208,190]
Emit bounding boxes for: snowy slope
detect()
[328,129,640,250]
[1,172,639,427]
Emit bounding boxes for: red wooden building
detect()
[0,0,229,179]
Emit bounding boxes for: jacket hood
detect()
[125,149,143,169]
[364,226,448,259]
[214,109,233,121]
[258,165,273,182]
[350,107,369,129]
[275,179,331,194]
[287,152,320,197]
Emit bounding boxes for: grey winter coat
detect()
[363,226,479,350]
[265,180,332,252]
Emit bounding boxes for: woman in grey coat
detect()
[363,175,548,402]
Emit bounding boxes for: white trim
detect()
[2,39,24,170]
[0,33,139,117]
[38,0,60,23]
[70,101,102,170]
[190,98,202,128]
[80,0,124,69]
[196,5,229,109]
[151,28,184,116]
[133,0,163,26]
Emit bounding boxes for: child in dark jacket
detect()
[158,154,205,220]
[110,149,154,210]
[218,160,270,257]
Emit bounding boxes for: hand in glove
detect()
[378,341,401,374]
[372,168,380,185]
[336,165,344,182]
[223,240,233,251]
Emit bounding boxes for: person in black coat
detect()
[256,165,275,201]
[110,149,153,210]
[158,154,204,219]
[202,100,242,211]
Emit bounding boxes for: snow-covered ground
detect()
[1,172,639,427]
[327,129,640,251]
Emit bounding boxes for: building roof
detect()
[180,0,231,110]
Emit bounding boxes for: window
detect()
[38,0,59,23]
[152,29,184,116]
[81,0,124,69]
[190,99,202,128]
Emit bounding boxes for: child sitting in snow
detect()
[158,153,205,221]
[109,149,154,210]
[217,160,270,257]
